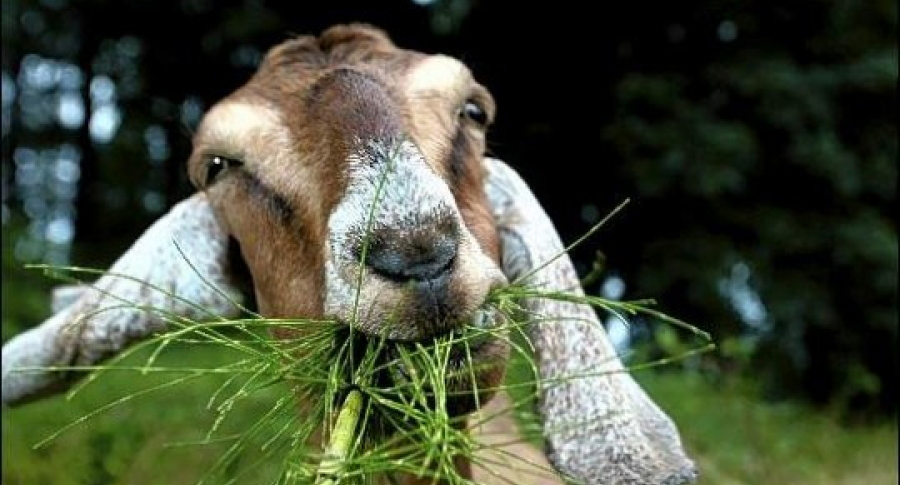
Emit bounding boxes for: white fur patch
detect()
[197,101,290,159]
[328,139,456,262]
[406,55,470,100]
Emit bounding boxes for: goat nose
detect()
[365,231,457,283]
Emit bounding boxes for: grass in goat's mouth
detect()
[387,334,484,372]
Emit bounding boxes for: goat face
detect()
[187,25,509,404]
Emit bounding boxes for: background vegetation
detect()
[2,0,896,483]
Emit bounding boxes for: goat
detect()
[1,24,697,485]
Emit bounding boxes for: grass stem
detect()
[315,389,364,485]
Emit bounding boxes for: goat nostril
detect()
[365,234,457,283]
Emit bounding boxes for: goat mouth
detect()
[377,307,501,365]
[352,307,508,417]
[394,309,507,404]
[388,325,495,373]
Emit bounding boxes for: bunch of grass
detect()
[24,236,711,485]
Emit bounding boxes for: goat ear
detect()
[484,157,698,485]
[1,193,244,406]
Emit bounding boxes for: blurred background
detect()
[1,1,896,484]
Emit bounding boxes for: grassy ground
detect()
[2,343,897,485]
[2,343,292,485]
[633,371,898,485]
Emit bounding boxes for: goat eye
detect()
[205,155,242,186]
[460,100,488,127]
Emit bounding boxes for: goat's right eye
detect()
[204,155,242,186]
[460,100,488,127]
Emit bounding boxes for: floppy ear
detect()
[484,157,697,485]
[1,193,243,406]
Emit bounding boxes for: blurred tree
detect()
[596,1,898,415]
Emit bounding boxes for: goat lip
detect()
[383,307,498,344]
[385,308,501,375]
[385,337,494,389]
[389,330,491,358]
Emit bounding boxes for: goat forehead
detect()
[405,55,470,98]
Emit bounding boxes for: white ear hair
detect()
[484,157,697,485]
[1,193,242,406]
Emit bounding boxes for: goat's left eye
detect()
[460,100,488,127]
[204,155,242,186]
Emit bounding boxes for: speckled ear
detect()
[484,157,698,485]
[1,193,243,407]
